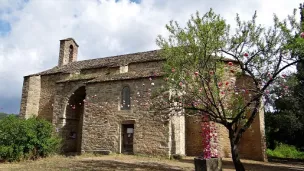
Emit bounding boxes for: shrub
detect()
[0,115,62,162]
[267,143,304,159]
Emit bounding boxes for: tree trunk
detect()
[229,129,245,171]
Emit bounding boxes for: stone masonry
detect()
[20,38,267,161]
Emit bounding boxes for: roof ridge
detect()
[74,49,161,63]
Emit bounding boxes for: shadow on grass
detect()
[268,157,304,165]
[65,160,184,171]
[178,158,304,171]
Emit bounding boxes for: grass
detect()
[0,154,304,171]
[267,143,304,160]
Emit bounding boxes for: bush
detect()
[0,115,62,162]
[267,143,304,159]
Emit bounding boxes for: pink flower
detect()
[218,82,223,87]
[228,62,233,66]
[244,53,249,57]
[209,71,214,75]
[194,71,199,76]
[171,68,175,72]
[230,69,235,73]
[225,82,229,86]
[301,32,304,38]
[282,74,286,78]
[179,82,183,86]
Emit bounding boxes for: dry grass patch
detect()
[0,154,304,171]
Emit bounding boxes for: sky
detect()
[0,0,302,114]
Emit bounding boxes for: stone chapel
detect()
[19,38,267,161]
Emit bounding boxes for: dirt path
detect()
[0,154,303,171]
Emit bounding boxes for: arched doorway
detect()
[64,86,86,153]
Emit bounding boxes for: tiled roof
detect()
[27,49,237,77]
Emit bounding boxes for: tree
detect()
[265,3,304,151]
[0,112,9,120]
[155,9,303,171]
[265,73,303,149]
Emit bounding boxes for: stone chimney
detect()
[58,38,79,66]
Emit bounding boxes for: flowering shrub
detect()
[201,114,218,159]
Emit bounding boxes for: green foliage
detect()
[0,112,9,120]
[266,74,304,150]
[267,143,304,159]
[0,115,62,162]
[155,6,302,171]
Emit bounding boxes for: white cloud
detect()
[0,0,302,113]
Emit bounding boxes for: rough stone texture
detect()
[38,74,68,122]
[185,115,203,156]
[58,38,78,66]
[19,77,30,118]
[19,75,41,119]
[217,124,231,158]
[128,61,163,73]
[184,69,267,161]
[52,80,87,152]
[20,38,266,161]
[82,78,170,156]
[170,115,186,155]
[235,75,267,161]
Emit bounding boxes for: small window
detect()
[121,86,131,110]
[69,45,74,62]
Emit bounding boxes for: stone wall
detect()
[185,116,232,158]
[58,39,78,66]
[80,67,119,76]
[38,74,68,122]
[82,78,170,156]
[129,61,163,73]
[218,124,231,158]
[170,115,185,155]
[236,75,267,161]
[19,76,30,118]
[185,115,203,156]
[52,80,87,152]
[20,52,266,160]
[19,75,41,119]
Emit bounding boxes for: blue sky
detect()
[0,20,10,36]
[0,0,302,114]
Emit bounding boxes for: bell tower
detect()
[58,38,79,66]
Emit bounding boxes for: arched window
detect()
[121,86,130,110]
[69,45,74,62]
